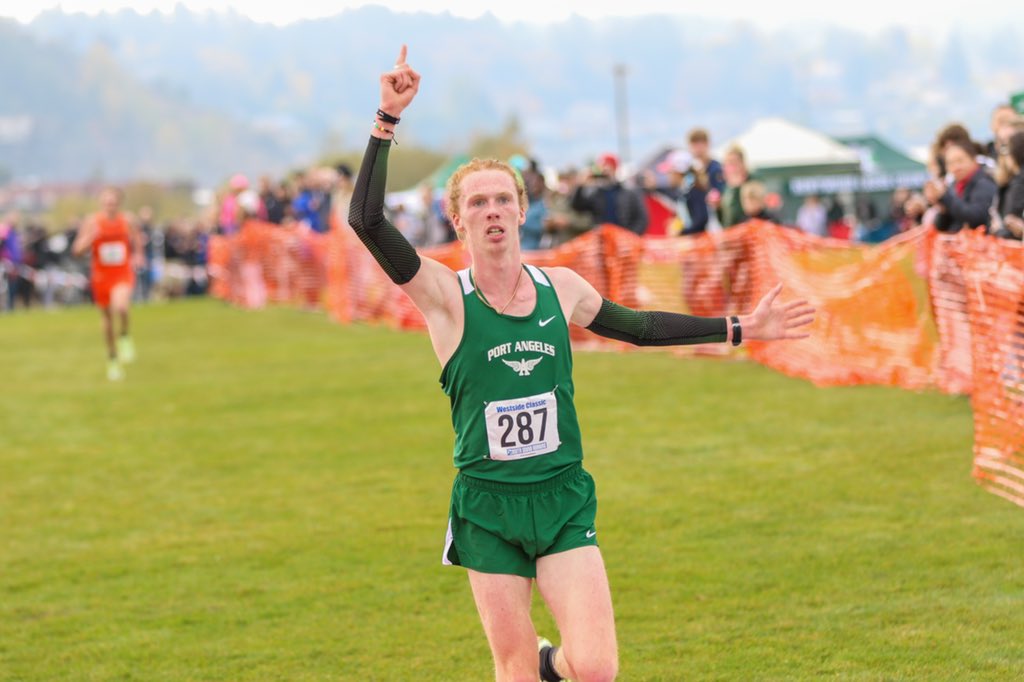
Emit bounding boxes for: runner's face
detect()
[453,170,525,251]
[101,190,120,215]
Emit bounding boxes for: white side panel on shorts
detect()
[442,516,455,566]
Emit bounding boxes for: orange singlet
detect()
[90,212,135,307]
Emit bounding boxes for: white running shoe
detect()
[107,359,124,381]
[117,336,136,364]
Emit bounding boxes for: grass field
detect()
[2,299,1023,681]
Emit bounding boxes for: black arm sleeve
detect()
[586,298,727,346]
[347,136,422,284]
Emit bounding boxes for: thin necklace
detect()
[473,266,524,314]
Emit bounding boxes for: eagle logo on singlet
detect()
[502,357,543,377]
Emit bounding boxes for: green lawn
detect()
[2,299,1022,681]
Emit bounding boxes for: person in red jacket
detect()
[73,187,141,380]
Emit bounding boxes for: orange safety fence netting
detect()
[958,229,1024,506]
[927,231,975,395]
[208,220,328,310]
[208,219,1024,508]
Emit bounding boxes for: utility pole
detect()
[613,63,630,167]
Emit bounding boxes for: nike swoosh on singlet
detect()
[586,530,597,538]
[539,316,557,327]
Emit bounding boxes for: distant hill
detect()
[4,8,1022,184]
[0,18,306,185]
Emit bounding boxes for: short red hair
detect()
[445,158,528,221]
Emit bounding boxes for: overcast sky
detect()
[1,0,1018,35]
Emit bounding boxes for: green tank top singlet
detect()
[439,264,584,484]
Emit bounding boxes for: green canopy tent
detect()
[789,134,928,200]
[1011,90,1024,115]
[425,154,471,190]
[788,134,928,239]
[384,154,470,219]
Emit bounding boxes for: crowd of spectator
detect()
[904,104,1024,240]
[0,164,353,311]
[0,208,213,312]
[3,102,1022,314]
[1,214,86,311]
[372,107,1024,252]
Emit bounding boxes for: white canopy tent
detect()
[715,117,862,173]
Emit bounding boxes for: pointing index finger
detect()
[395,44,408,67]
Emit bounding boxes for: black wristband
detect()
[730,315,742,346]
[376,108,400,125]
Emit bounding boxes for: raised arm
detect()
[348,137,422,284]
[550,267,814,345]
[347,45,456,315]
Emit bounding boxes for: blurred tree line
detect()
[34,116,529,230]
[41,183,197,232]
[321,116,528,191]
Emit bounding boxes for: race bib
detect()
[98,242,127,266]
[484,390,560,461]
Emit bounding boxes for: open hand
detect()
[380,44,421,118]
[740,283,815,341]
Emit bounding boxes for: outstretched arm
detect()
[586,298,730,346]
[552,267,814,345]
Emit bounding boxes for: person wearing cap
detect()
[570,153,648,235]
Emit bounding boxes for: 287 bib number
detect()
[484,390,560,461]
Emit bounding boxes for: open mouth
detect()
[486,226,505,237]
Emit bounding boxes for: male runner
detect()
[73,187,140,381]
[349,46,815,682]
